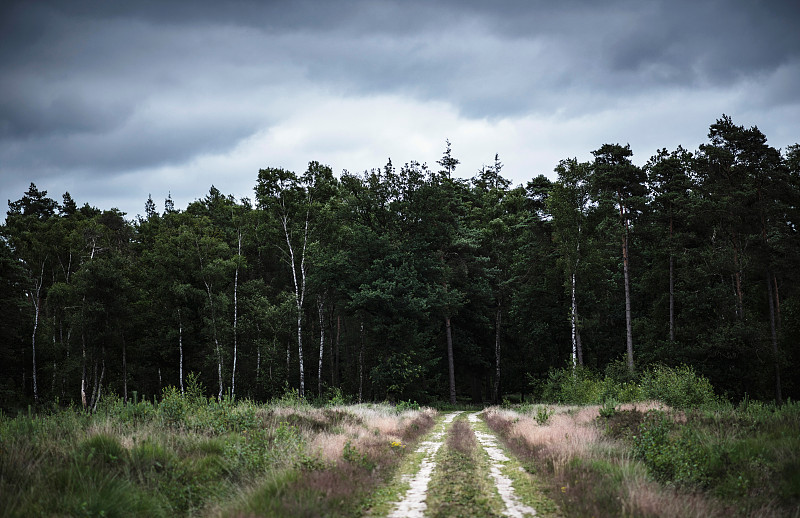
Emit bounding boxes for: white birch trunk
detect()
[81,332,87,409]
[231,229,241,398]
[282,208,309,398]
[317,295,325,397]
[30,262,45,402]
[571,271,578,372]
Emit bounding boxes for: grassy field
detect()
[485,400,800,517]
[0,383,435,518]
[2,374,798,517]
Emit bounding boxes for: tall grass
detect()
[0,384,436,518]
[485,402,799,517]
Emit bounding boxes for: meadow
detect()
[2,367,798,517]
[0,377,435,518]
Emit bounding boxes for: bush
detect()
[632,410,710,486]
[640,365,717,409]
[541,367,605,404]
[395,400,420,413]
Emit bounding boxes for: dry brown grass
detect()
[484,405,740,518]
[303,405,436,462]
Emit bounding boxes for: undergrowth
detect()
[486,401,800,517]
[0,378,436,518]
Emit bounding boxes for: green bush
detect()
[541,367,605,404]
[396,400,420,413]
[632,410,710,486]
[158,386,187,426]
[534,405,555,425]
[640,365,717,409]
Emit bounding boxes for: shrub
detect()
[395,399,420,413]
[534,405,555,425]
[632,410,710,486]
[640,365,717,409]
[541,367,605,404]
[158,386,187,426]
[598,399,617,419]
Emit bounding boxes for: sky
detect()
[2,0,799,220]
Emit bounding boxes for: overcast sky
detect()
[2,0,799,219]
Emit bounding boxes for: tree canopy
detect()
[2,116,798,409]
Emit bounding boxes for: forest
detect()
[2,114,799,411]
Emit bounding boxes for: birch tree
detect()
[549,158,592,370]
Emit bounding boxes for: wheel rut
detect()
[387,411,463,518]
[386,410,537,517]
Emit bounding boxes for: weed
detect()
[598,399,617,419]
[534,405,555,425]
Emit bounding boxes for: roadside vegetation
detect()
[0,376,435,518]
[491,365,800,517]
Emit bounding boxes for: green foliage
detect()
[540,367,608,404]
[395,399,420,413]
[538,365,716,409]
[631,401,800,511]
[640,364,717,409]
[320,386,350,406]
[342,440,376,470]
[271,387,309,409]
[632,410,710,486]
[598,399,617,419]
[533,405,555,425]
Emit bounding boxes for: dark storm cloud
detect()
[1,0,798,218]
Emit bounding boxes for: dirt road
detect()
[387,411,541,517]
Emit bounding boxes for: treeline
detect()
[2,115,798,409]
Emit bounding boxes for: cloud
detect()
[1,0,798,219]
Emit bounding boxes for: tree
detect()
[4,183,59,402]
[549,159,592,369]
[591,144,646,373]
[255,162,336,398]
[645,147,694,343]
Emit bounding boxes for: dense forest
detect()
[2,115,799,410]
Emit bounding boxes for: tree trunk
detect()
[571,271,578,371]
[445,315,456,405]
[358,321,364,404]
[203,280,224,400]
[81,332,87,409]
[178,309,184,394]
[493,305,501,403]
[768,273,782,404]
[317,295,325,397]
[334,314,341,387]
[286,339,291,386]
[732,231,744,319]
[31,294,40,402]
[122,332,127,404]
[669,217,675,342]
[297,311,305,397]
[282,212,308,398]
[30,263,44,402]
[231,230,241,399]
[620,202,634,373]
[669,254,675,342]
[91,347,106,412]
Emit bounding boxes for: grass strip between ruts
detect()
[426,413,505,517]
